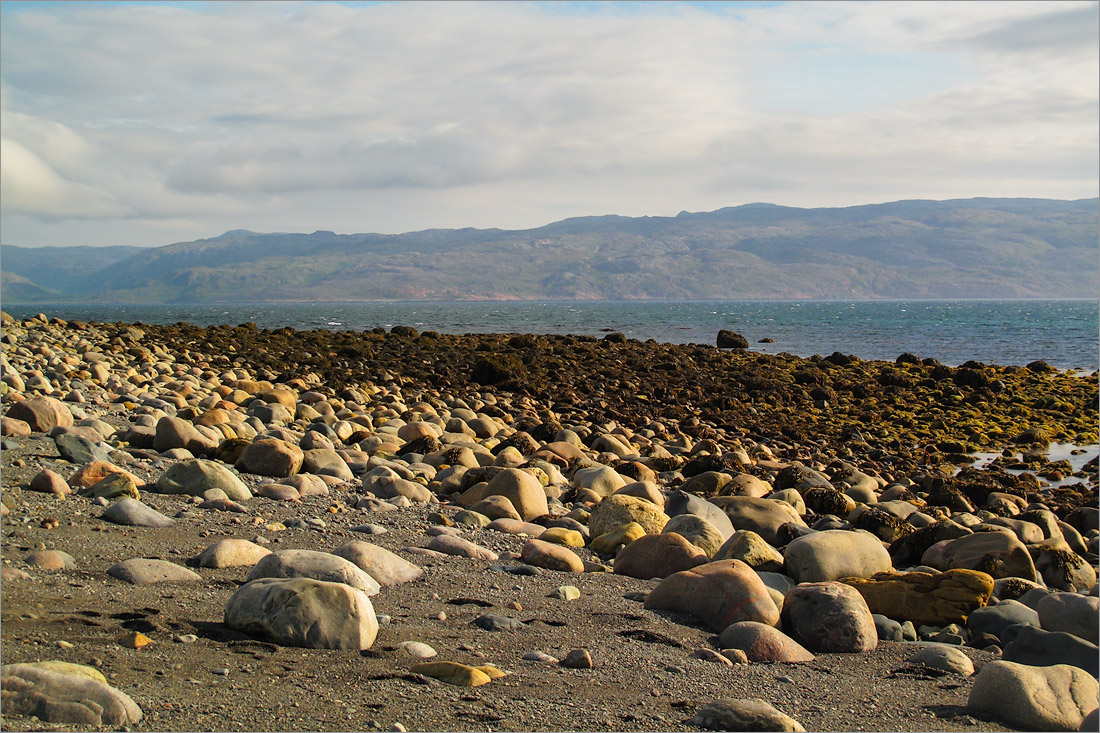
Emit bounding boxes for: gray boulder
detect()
[224,577,378,650]
[155,459,252,501]
[107,558,202,585]
[1038,592,1099,644]
[100,498,175,528]
[1002,624,1099,677]
[688,698,805,732]
[246,549,380,595]
[968,660,1099,731]
[0,663,142,725]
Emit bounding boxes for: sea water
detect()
[4,299,1097,372]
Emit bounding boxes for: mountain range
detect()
[2,197,1097,303]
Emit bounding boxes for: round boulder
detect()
[644,559,780,632]
[783,529,891,583]
[781,581,878,653]
[224,577,378,650]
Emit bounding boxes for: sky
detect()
[1,0,1097,248]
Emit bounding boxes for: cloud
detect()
[0,0,1095,247]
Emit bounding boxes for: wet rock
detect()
[716,330,749,349]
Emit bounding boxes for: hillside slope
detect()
[2,198,1096,303]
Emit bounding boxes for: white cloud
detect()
[0,0,1095,247]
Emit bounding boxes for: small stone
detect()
[522,651,558,663]
[211,667,230,676]
[173,634,198,644]
[410,661,491,687]
[117,632,152,649]
[908,645,975,676]
[559,649,593,669]
[549,585,581,601]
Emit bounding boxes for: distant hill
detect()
[2,198,1097,303]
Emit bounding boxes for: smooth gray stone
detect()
[967,599,1039,641]
[473,614,525,631]
[100,498,175,528]
[107,558,202,585]
[54,432,112,464]
[873,613,905,642]
[1002,624,1099,677]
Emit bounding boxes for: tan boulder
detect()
[613,532,707,579]
[588,494,670,537]
[840,569,994,626]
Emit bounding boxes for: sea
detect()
[4,299,1098,373]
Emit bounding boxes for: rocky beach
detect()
[1,311,1098,732]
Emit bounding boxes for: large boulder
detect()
[482,468,549,521]
[331,541,423,586]
[195,539,271,569]
[5,396,73,432]
[224,577,378,650]
[1037,593,1099,644]
[1002,625,1099,677]
[613,532,708,579]
[968,660,1099,731]
[153,416,217,455]
[0,663,142,725]
[155,459,252,501]
[301,448,354,481]
[718,621,815,663]
[783,529,892,583]
[1033,547,1098,593]
[520,538,584,573]
[781,581,877,653]
[572,465,628,498]
[644,559,780,632]
[921,531,1038,582]
[588,494,670,537]
[665,490,736,540]
[840,569,994,626]
[235,439,304,478]
[718,496,805,546]
[662,514,725,557]
[713,529,785,571]
[246,549,380,595]
[688,698,805,732]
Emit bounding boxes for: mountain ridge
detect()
[2,197,1097,303]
